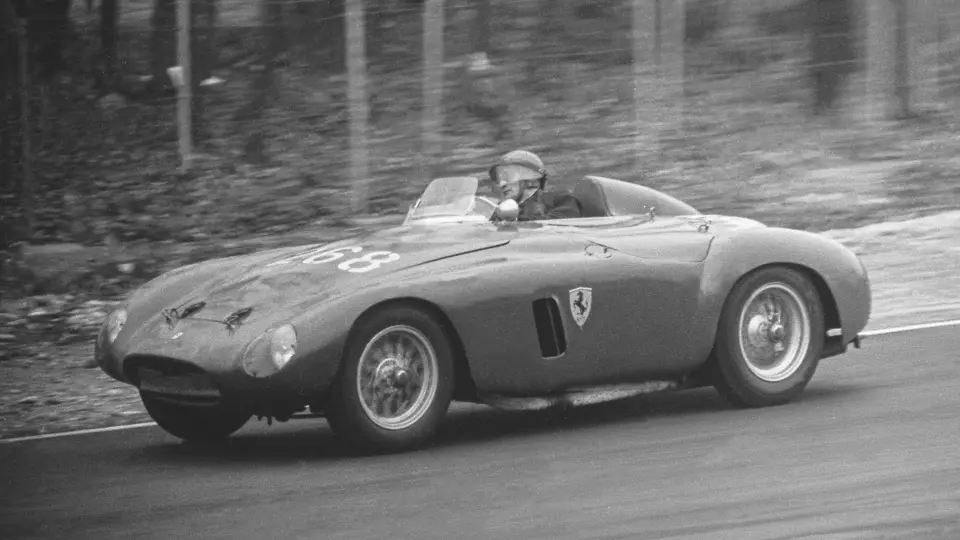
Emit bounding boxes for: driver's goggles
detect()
[492,164,543,186]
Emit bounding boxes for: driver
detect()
[488,150,582,221]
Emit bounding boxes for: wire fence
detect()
[3,0,960,239]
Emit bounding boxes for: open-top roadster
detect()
[95,175,871,452]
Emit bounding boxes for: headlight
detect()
[242,324,298,378]
[106,309,127,343]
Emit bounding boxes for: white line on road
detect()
[859,319,960,338]
[2,319,959,445]
[0,422,157,444]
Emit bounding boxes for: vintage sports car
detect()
[95,175,871,452]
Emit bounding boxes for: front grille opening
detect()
[533,298,567,358]
[123,354,207,386]
[140,390,221,407]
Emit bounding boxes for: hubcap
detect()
[356,325,439,430]
[738,282,811,383]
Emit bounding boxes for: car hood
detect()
[138,224,511,324]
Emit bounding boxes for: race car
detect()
[95,175,872,452]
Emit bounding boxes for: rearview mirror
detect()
[496,199,519,221]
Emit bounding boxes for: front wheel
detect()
[141,394,251,443]
[712,267,825,408]
[325,305,456,453]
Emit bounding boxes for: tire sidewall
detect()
[327,305,456,452]
[714,267,826,406]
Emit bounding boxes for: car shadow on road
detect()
[137,382,866,465]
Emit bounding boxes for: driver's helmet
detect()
[488,150,548,191]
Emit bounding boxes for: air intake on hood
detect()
[533,298,567,358]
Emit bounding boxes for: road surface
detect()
[2,327,959,540]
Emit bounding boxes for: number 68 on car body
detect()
[268,246,400,274]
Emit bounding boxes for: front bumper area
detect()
[128,355,223,406]
[119,353,335,418]
[95,324,344,416]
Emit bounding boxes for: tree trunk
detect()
[0,0,17,33]
[893,0,910,116]
[1,0,18,204]
[175,0,193,171]
[149,0,176,94]
[345,0,370,213]
[470,0,490,55]
[659,0,685,143]
[241,0,282,164]
[17,19,33,240]
[422,0,443,172]
[191,0,216,83]
[809,0,856,115]
[100,0,119,88]
[190,0,217,141]
[632,0,655,167]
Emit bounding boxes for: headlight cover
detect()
[242,324,298,378]
[106,309,127,343]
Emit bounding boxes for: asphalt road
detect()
[2,328,958,540]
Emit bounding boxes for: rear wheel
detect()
[141,394,251,443]
[712,266,825,408]
[325,305,455,453]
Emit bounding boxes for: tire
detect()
[141,394,251,443]
[712,266,825,408]
[325,305,456,453]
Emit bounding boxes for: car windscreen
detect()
[408,177,480,219]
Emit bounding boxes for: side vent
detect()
[532,298,567,358]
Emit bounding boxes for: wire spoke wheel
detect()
[712,267,825,408]
[737,282,811,383]
[356,325,439,430]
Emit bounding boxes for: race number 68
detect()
[268,246,400,273]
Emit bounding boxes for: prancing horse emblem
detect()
[569,287,593,328]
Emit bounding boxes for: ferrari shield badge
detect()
[569,287,593,328]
